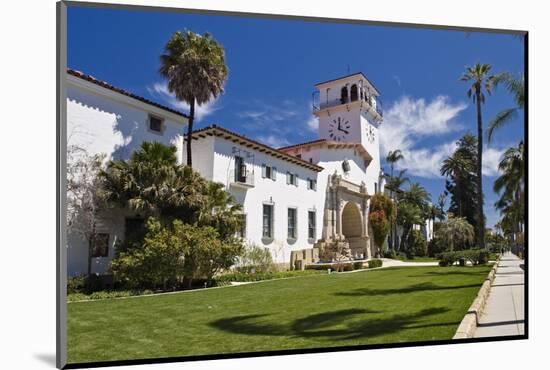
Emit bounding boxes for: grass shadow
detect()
[209,307,451,341]
[334,282,482,297]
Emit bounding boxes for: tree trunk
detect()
[475,90,485,249]
[186,98,195,167]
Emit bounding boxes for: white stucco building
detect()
[66,69,400,276]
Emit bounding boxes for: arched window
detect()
[350,84,358,101]
[340,86,348,104]
[326,88,331,104]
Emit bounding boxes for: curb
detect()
[453,255,501,339]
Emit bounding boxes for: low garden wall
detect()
[452,255,501,339]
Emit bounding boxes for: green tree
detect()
[437,216,475,252]
[101,142,243,249]
[441,134,479,234]
[159,30,228,167]
[461,63,496,249]
[385,168,409,250]
[487,72,525,142]
[494,141,525,252]
[386,149,404,179]
[368,193,395,256]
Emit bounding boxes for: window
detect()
[374,182,378,194]
[340,86,348,104]
[236,214,247,238]
[308,211,316,240]
[286,172,298,186]
[261,164,277,181]
[91,233,109,258]
[288,208,297,239]
[235,156,247,182]
[309,158,313,163]
[262,204,274,238]
[307,178,317,191]
[350,84,358,101]
[149,115,163,132]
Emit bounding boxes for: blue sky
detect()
[67,5,525,228]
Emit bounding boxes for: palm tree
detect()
[386,149,404,179]
[494,141,525,251]
[438,216,475,252]
[487,72,525,142]
[385,168,409,250]
[461,63,495,249]
[159,30,228,167]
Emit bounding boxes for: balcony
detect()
[230,167,255,188]
[312,93,383,118]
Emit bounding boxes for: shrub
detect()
[367,259,383,268]
[437,251,459,266]
[353,261,365,270]
[437,249,490,266]
[427,237,447,257]
[384,249,398,259]
[111,218,244,290]
[408,229,428,257]
[235,243,274,274]
[67,275,87,294]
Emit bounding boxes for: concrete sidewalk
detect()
[473,252,525,337]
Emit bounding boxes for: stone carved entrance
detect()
[316,172,371,261]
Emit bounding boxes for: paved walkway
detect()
[473,252,525,337]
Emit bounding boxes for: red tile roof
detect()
[187,125,324,172]
[67,69,189,119]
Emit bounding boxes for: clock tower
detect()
[312,72,383,180]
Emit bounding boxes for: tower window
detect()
[340,86,348,104]
[350,84,358,101]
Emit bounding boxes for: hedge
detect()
[367,259,383,268]
[437,249,490,267]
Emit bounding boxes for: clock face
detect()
[328,116,350,141]
[366,125,375,144]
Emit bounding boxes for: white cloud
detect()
[380,95,468,178]
[147,82,220,122]
[306,116,318,132]
[256,134,291,148]
[380,95,506,178]
[482,147,505,177]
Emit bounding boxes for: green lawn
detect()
[68,265,490,364]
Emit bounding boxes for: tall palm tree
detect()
[159,30,228,167]
[461,63,495,249]
[386,149,404,179]
[487,72,525,142]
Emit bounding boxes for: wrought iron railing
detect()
[312,94,383,117]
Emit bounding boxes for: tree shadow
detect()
[334,282,482,297]
[209,307,451,341]
[406,270,490,278]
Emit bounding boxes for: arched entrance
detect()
[342,202,362,238]
[341,202,367,259]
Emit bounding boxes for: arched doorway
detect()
[342,202,362,238]
[341,201,368,259]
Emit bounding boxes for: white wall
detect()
[66,78,187,276]
[205,137,323,265]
